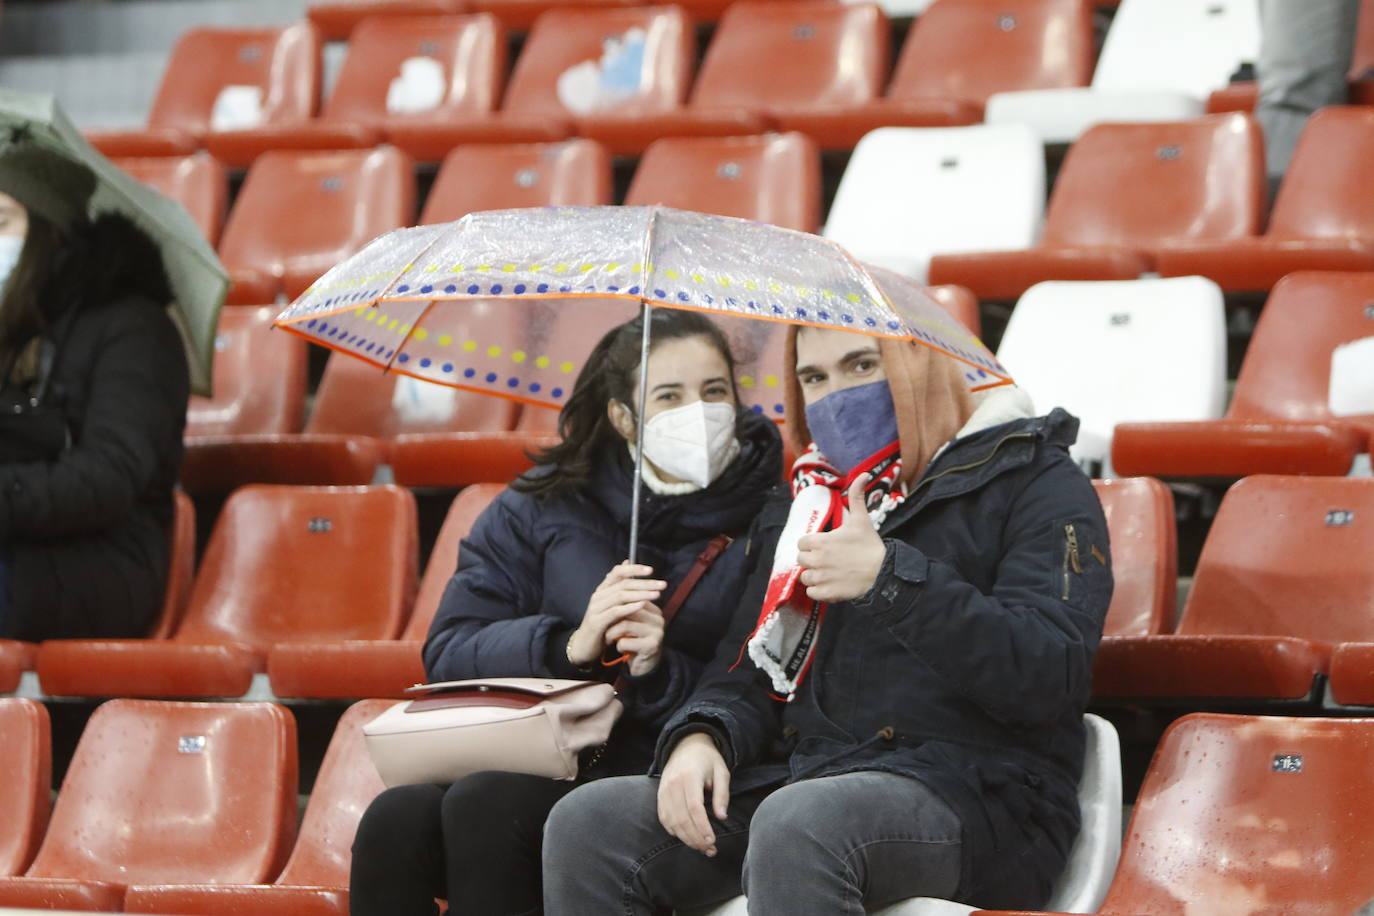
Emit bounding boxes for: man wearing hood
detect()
[542,324,1113,913]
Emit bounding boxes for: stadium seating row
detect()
[6,697,1374,914]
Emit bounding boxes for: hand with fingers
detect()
[657,732,731,857]
[566,562,667,671]
[796,474,887,604]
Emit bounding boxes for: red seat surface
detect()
[184,306,308,438]
[124,698,393,915]
[218,147,415,305]
[1112,271,1374,479]
[308,0,465,40]
[86,24,320,159]
[214,14,506,166]
[0,640,36,695]
[928,113,1264,300]
[420,140,612,224]
[1093,476,1374,702]
[114,153,228,245]
[36,486,417,698]
[1157,108,1374,291]
[0,699,50,878]
[268,485,503,698]
[625,132,821,233]
[0,700,296,911]
[1093,477,1176,640]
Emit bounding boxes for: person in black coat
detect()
[542,325,1113,914]
[349,308,783,916]
[0,144,188,641]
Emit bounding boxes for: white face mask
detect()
[639,399,739,489]
[0,236,24,290]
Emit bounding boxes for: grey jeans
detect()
[542,770,963,916]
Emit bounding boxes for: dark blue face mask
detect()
[803,379,899,476]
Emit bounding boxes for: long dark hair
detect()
[0,213,63,378]
[513,308,740,499]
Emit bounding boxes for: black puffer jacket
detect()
[0,214,189,640]
[655,402,1113,910]
[424,409,783,777]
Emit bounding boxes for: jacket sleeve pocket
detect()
[1050,516,1111,613]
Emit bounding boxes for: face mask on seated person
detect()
[639,399,739,490]
[804,379,900,476]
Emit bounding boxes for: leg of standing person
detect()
[440,771,581,916]
[350,783,448,916]
[543,775,763,916]
[741,772,963,916]
[1255,0,1362,185]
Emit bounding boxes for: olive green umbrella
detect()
[0,88,227,394]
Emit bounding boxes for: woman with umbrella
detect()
[349,307,784,915]
[0,129,190,641]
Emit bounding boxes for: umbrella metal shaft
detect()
[628,302,652,566]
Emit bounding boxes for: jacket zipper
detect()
[908,430,1036,501]
[1062,523,1082,600]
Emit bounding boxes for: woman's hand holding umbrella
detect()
[567,562,667,674]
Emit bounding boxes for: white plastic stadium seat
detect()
[995,276,1227,476]
[823,125,1045,283]
[984,0,1260,143]
[683,714,1123,916]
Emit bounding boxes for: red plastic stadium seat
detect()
[587,1,888,152]
[36,486,417,698]
[185,307,308,438]
[1093,477,1176,639]
[124,698,392,916]
[86,24,321,159]
[420,139,613,224]
[925,284,981,337]
[778,0,1095,151]
[218,147,415,305]
[390,431,557,485]
[308,0,467,40]
[1156,108,1374,292]
[0,640,35,694]
[0,699,49,878]
[114,154,229,245]
[1112,271,1374,479]
[215,14,505,166]
[928,113,1264,300]
[624,132,821,232]
[268,484,503,698]
[388,6,689,160]
[1092,476,1374,703]
[0,700,296,912]
[980,713,1374,916]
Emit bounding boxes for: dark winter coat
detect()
[0,214,189,640]
[654,406,1113,910]
[424,409,784,777]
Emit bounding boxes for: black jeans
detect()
[350,771,577,916]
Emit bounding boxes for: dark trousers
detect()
[350,771,577,916]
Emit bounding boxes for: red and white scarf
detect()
[742,441,908,700]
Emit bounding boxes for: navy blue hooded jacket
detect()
[424,409,783,776]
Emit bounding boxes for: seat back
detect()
[625,132,821,233]
[690,1,889,111]
[1227,271,1374,432]
[405,483,506,639]
[218,147,415,301]
[1042,712,1122,912]
[305,300,525,437]
[146,24,321,133]
[323,14,504,124]
[420,140,613,224]
[824,124,1044,282]
[148,491,198,641]
[1099,713,1374,915]
[186,306,308,437]
[1093,477,1176,637]
[27,699,297,886]
[502,6,694,118]
[176,485,418,651]
[0,699,50,877]
[1177,476,1374,642]
[1267,107,1374,241]
[114,154,228,246]
[1041,113,1263,249]
[1091,0,1260,95]
[996,277,1227,470]
[888,0,1093,104]
[273,699,391,886]
[925,285,981,337]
